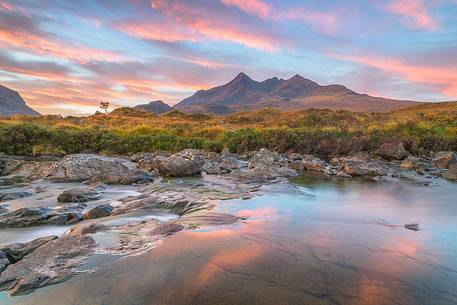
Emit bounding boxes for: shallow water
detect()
[2,175,457,305]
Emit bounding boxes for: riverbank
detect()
[0,146,456,296]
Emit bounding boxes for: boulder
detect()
[342,162,365,176]
[249,148,277,168]
[302,156,327,172]
[49,154,152,184]
[0,251,9,273]
[57,185,105,203]
[400,156,420,169]
[0,206,83,228]
[375,141,409,160]
[148,155,204,177]
[289,160,305,171]
[287,153,303,161]
[0,158,21,176]
[443,163,457,182]
[0,236,57,264]
[432,151,456,169]
[0,235,95,296]
[84,204,113,220]
[0,204,8,214]
[0,191,33,202]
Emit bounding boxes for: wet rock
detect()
[0,236,57,264]
[404,223,419,231]
[49,154,152,184]
[175,212,240,227]
[0,191,33,202]
[149,155,203,177]
[432,151,456,169]
[57,185,106,203]
[0,158,22,176]
[83,204,113,219]
[0,235,95,296]
[152,222,184,235]
[443,163,457,182]
[336,171,352,178]
[68,223,107,236]
[400,156,420,169]
[342,162,365,176]
[302,157,327,172]
[375,141,409,160]
[0,206,83,228]
[0,204,9,214]
[289,160,305,171]
[0,251,9,273]
[0,161,58,184]
[249,148,277,168]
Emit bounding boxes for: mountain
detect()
[174,73,421,114]
[134,100,172,115]
[0,84,40,116]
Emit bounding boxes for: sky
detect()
[0,0,456,115]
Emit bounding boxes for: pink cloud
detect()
[221,0,271,18]
[281,7,340,35]
[338,54,457,98]
[388,0,438,30]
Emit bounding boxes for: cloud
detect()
[281,7,340,35]
[337,53,457,98]
[221,0,271,18]
[387,0,438,30]
[0,9,127,63]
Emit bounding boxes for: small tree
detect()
[100,101,110,113]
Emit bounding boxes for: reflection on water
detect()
[3,176,457,305]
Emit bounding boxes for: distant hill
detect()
[174,72,421,114]
[134,100,172,115]
[0,84,40,116]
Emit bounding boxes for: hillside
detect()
[174,73,421,114]
[0,84,40,117]
[134,100,172,115]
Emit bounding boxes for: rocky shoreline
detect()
[0,142,456,296]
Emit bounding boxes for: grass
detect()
[1,101,456,157]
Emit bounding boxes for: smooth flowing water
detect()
[2,175,457,305]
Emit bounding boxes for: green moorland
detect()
[1,101,456,158]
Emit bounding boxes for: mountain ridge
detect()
[174,72,420,114]
[134,100,172,115]
[0,84,41,117]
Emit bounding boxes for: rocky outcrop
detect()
[49,154,153,184]
[57,184,107,203]
[0,235,95,296]
[432,151,456,169]
[0,206,83,228]
[0,236,57,264]
[375,141,409,160]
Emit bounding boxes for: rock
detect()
[0,204,9,214]
[302,157,327,172]
[289,160,304,171]
[218,157,241,172]
[443,163,457,182]
[404,223,419,231]
[68,223,107,236]
[342,161,365,176]
[0,251,10,273]
[342,161,385,177]
[148,154,203,177]
[0,160,59,184]
[0,235,95,296]
[0,206,83,228]
[57,185,105,203]
[336,171,352,178]
[400,156,420,169]
[0,191,33,202]
[288,153,302,161]
[83,204,113,219]
[249,148,277,168]
[0,236,57,264]
[0,158,21,176]
[49,154,152,184]
[432,151,456,169]
[151,222,184,235]
[175,212,240,227]
[375,141,409,160]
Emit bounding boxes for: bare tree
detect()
[100,101,109,113]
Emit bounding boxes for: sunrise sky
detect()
[0,0,456,115]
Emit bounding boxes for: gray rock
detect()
[0,251,9,273]
[375,141,409,160]
[84,204,113,219]
[148,154,204,177]
[0,235,95,296]
[0,204,9,214]
[302,158,327,172]
[0,191,33,202]
[0,236,57,264]
[443,163,457,182]
[49,154,152,184]
[432,151,456,169]
[249,148,277,168]
[57,185,105,203]
[400,156,420,169]
[0,206,83,228]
